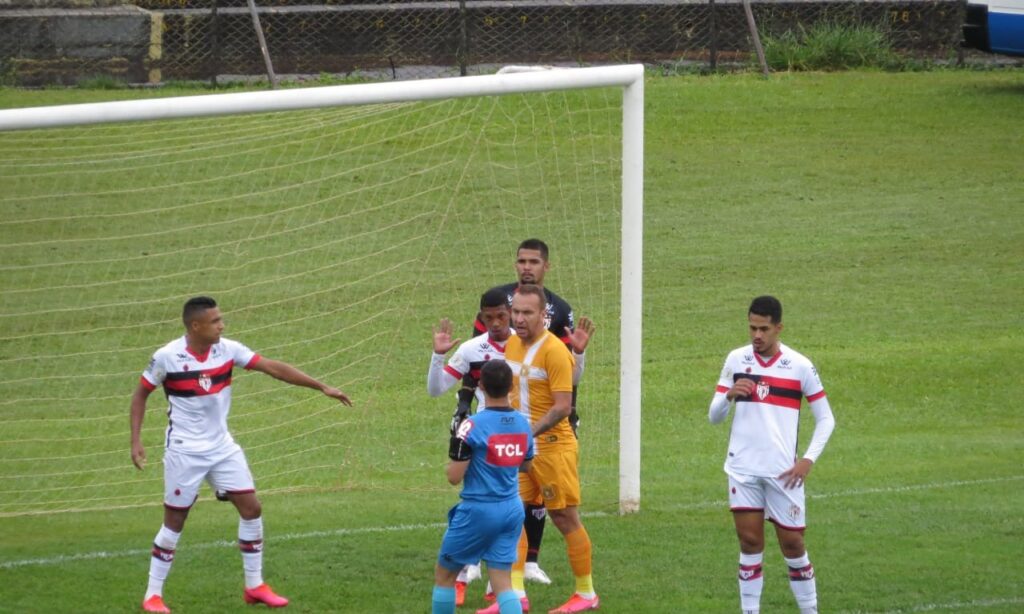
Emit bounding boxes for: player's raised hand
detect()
[433,318,460,354]
[131,441,147,470]
[566,316,596,354]
[322,386,353,407]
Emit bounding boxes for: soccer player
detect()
[708,295,836,614]
[432,359,535,614]
[430,289,592,604]
[471,239,592,586]
[477,285,599,614]
[428,288,516,604]
[130,296,353,613]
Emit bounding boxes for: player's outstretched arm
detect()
[129,382,152,470]
[251,358,353,406]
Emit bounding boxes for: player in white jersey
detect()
[708,296,836,614]
[130,296,353,614]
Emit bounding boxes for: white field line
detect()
[1,475,1020,570]
[838,596,1024,613]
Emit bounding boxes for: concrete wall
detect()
[0,2,154,85]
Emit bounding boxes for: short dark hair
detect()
[479,359,513,398]
[514,284,546,310]
[480,287,510,310]
[183,296,217,327]
[517,238,549,261]
[748,295,783,324]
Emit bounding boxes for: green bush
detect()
[762,22,899,71]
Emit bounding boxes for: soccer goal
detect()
[0,65,643,517]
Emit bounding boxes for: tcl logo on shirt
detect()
[486,433,528,466]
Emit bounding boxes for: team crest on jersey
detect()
[779,358,792,368]
[756,381,770,400]
[198,374,212,392]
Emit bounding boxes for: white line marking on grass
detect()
[839,596,1024,613]
[1,475,1019,570]
[0,522,446,569]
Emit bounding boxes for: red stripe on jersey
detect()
[140,376,157,391]
[245,354,261,369]
[444,364,463,379]
[806,390,827,402]
[749,393,801,410]
[164,377,231,395]
[716,385,730,393]
[201,360,234,378]
[757,375,801,391]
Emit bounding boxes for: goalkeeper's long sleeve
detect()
[572,350,586,385]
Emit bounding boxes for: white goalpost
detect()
[0,65,644,514]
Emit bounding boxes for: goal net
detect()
[0,66,643,518]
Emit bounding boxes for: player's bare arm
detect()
[531,390,573,436]
[726,378,756,401]
[433,317,460,354]
[779,458,814,489]
[565,316,596,354]
[129,382,153,470]
[250,358,353,406]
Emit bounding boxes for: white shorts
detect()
[163,443,255,509]
[728,473,806,531]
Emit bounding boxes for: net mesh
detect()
[0,87,624,516]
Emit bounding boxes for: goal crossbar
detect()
[0,64,644,514]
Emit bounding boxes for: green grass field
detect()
[0,69,1022,613]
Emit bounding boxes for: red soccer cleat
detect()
[244,584,289,608]
[476,596,529,614]
[548,593,599,613]
[142,595,170,613]
[455,581,467,606]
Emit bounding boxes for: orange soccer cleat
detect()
[142,595,170,613]
[243,584,289,608]
[455,581,467,606]
[548,593,600,613]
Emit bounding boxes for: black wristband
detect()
[448,435,472,461]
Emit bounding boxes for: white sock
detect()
[738,551,764,613]
[146,525,181,599]
[785,553,817,612]
[239,517,264,589]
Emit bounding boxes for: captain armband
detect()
[448,435,472,461]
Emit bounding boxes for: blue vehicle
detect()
[963,0,1024,56]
